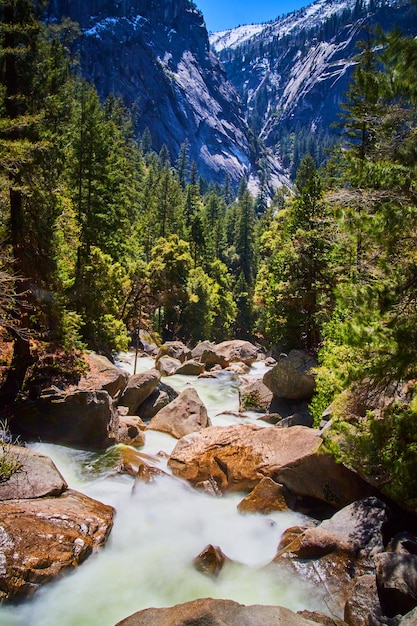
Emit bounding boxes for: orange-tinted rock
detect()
[118,415,146,446]
[116,598,323,626]
[0,490,114,603]
[193,544,228,577]
[237,477,295,514]
[168,424,373,507]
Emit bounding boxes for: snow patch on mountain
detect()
[210,24,266,52]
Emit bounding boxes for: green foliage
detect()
[323,392,417,513]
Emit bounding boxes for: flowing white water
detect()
[0,355,326,626]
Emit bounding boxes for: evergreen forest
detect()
[2,1,417,510]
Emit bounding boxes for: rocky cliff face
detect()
[213,0,417,173]
[48,0,257,185]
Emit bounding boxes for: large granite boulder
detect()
[156,341,191,363]
[344,574,392,626]
[0,445,67,501]
[191,340,216,360]
[0,489,114,603]
[78,352,129,398]
[215,340,259,366]
[148,387,211,439]
[175,360,205,376]
[281,497,389,560]
[116,598,323,626]
[239,377,273,412]
[13,388,119,450]
[137,382,178,421]
[275,498,390,620]
[118,368,161,415]
[168,424,374,506]
[263,350,316,400]
[155,356,181,376]
[375,552,417,617]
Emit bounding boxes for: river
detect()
[0,354,326,625]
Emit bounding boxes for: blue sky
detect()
[195,0,309,32]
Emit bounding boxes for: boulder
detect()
[0,445,67,501]
[137,382,178,421]
[156,341,191,363]
[175,360,205,376]
[116,598,323,626]
[344,574,391,626]
[78,352,129,398]
[263,350,316,400]
[199,346,229,369]
[0,489,114,603]
[193,544,228,578]
[291,497,389,560]
[400,608,417,625]
[168,424,374,506]
[375,552,417,617]
[237,477,295,514]
[13,388,119,450]
[117,446,167,481]
[191,340,216,360]
[118,415,146,447]
[148,387,211,439]
[239,378,273,412]
[226,362,251,375]
[274,498,390,620]
[215,339,259,365]
[298,611,348,626]
[155,356,181,376]
[118,368,161,415]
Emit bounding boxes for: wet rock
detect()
[115,597,324,626]
[215,339,259,366]
[175,360,205,376]
[168,424,374,506]
[375,552,417,617]
[117,446,165,479]
[155,356,181,376]
[293,497,389,560]
[277,412,314,428]
[193,544,228,577]
[78,352,129,398]
[0,489,114,603]
[13,388,119,451]
[239,378,273,412]
[0,445,67,501]
[263,350,316,400]
[274,498,390,620]
[118,368,161,415]
[148,387,211,439]
[344,574,395,626]
[118,415,146,447]
[156,341,191,363]
[237,477,295,514]
[298,610,348,625]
